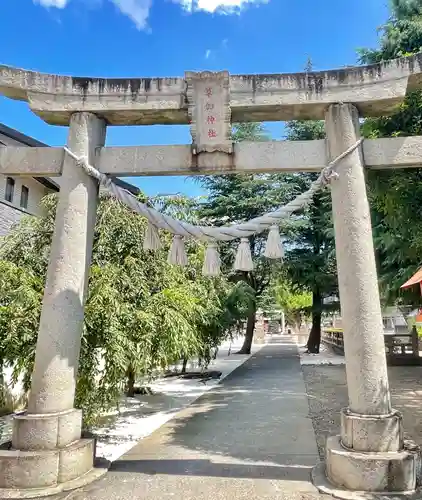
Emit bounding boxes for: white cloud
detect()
[173,0,269,13]
[109,0,152,29]
[33,0,265,30]
[34,0,69,7]
[205,49,212,59]
[34,0,152,29]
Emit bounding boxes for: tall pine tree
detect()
[198,123,297,354]
[283,121,338,353]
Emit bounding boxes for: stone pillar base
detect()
[12,409,83,451]
[313,435,421,498]
[0,410,110,498]
[0,439,109,498]
[313,407,421,497]
[340,408,403,452]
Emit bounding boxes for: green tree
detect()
[0,193,250,423]
[358,0,422,63]
[282,120,339,353]
[273,276,312,332]
[198,123,292,354]
[359,0,422,307]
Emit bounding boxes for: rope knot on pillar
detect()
[321,137,364,185]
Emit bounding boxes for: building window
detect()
[20,185,29,209]
[5,177,15,203]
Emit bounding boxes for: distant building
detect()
[0,123,139,237]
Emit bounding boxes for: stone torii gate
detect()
[1,56,422,497]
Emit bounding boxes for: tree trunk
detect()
[306,291,322,354]
[236,310,256,355]
[181,358,188,374]
[0,360,4,408]
[126,365,136,397]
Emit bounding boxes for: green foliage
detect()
[282,121,338,310]
[358,0,422,63]
[197,123,302,352]
[197,123,294,351]
[231,122,269,143]
[273,276,312,329]
[0,261,43,392]
[284,120,325,141]
[0,194,251,423]
[358,0,422,306]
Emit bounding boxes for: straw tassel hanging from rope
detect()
[143,222,162,251]
[234,238,254,272]
[202,242,221,276]
[264,225,285,260]
[168,235,188,266]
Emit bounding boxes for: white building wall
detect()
[0,175,48,215]
[0,131,53,236]
[0,176,50,236]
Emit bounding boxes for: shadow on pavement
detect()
[110,458,314,482]
[60,340,321,500]
[156,342,318,465]
[108,340,319,481]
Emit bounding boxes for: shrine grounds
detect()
[303,363,422,460]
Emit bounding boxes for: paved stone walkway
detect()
[63,337,323,500]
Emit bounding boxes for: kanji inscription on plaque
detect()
[185,71,232,154]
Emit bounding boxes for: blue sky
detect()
[1,0,389,196]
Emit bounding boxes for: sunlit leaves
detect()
[359,1,422,306]
[0,194,251,424]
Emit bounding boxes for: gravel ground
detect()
[302,364,422,459]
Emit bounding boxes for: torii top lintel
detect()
[1,54,422,126]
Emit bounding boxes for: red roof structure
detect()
[401,267,422,293]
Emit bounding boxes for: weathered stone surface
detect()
[185,71,231,154]
[11,409,83,451]
[58,438,95,483]
[0,147,65,177]
[340,408,403,452]
[325,435,419,493]
[363,135,422,169]
[325,103,391,416]
[0,438,107,496]
[318,103,412,495]
[2,54,422,125]
[27,112,106,415]
[3,135,422,179]
[0,448,59,488]
[12,413,58,451]
[313,462,408,500]
[0,456,109,498]
[57,409,83,448]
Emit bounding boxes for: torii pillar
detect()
[0,113,109,494]
[312,103,420,496]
